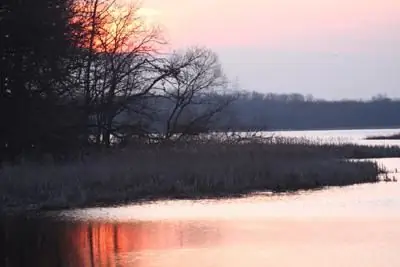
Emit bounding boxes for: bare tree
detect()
[69,2,238,148]
[70,0,173,147]
[154,47,237,141]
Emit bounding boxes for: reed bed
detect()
[0,138,395,214]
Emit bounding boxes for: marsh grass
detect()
[0,139,394,213]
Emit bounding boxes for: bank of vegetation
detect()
[1,136,397,213]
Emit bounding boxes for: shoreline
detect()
[0,181,382,217]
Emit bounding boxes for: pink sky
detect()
[140,0,400,50]
[134,0,400,99]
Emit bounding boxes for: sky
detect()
[137,0,400,100]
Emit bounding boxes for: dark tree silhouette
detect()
[0,0,82,162]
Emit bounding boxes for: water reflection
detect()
[1,216,400,267]
[0,218,224,267]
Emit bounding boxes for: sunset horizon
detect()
[2,1,400,266]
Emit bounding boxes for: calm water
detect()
[265,127,400,146]
[1,128,400,267]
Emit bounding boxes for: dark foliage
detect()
[0,0,84,162]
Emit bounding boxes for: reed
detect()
[0,139,392,213]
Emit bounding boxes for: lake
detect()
[1,128,400,267]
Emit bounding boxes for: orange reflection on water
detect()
[63,218,400,267]
[65,220,222,267]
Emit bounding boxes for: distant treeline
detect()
[129,92,400,132]
[215,92,400,131]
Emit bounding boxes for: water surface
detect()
[266,128,400,146]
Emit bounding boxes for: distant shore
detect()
[0,139,398,215]
[366,133,400,140]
